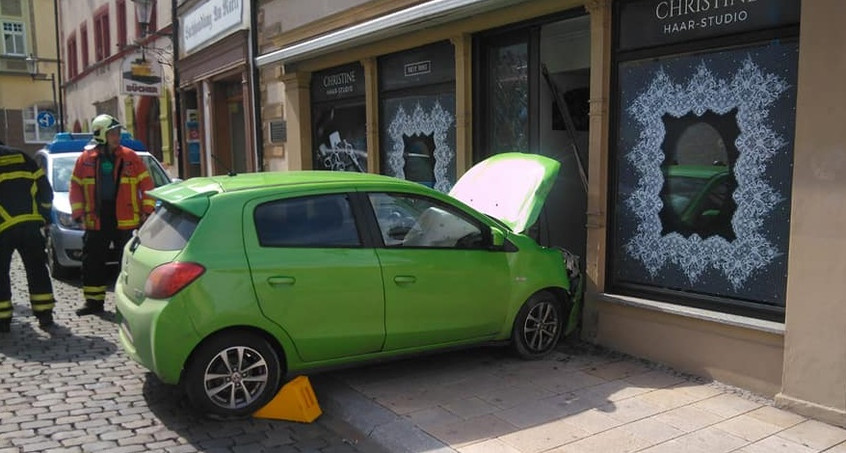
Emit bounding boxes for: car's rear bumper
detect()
[115,279,199,385]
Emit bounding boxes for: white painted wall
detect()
[58,0,173,131]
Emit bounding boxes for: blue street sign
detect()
[37,111,55,128]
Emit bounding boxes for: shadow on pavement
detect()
[0,316,119,362]
[141,373,367,451]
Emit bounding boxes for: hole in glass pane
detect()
[402,132,436,187]
[659,109,739,240]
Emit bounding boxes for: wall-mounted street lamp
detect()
[132,0,154,62]
[25,53,63,133]
[132,0,154,38]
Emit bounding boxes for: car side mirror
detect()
[490,226,505,248]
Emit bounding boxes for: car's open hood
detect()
[449,152,560,234]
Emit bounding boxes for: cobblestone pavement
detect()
[0,253,383,453]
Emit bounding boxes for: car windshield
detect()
[51,157,77,192]
[51,155,170,192]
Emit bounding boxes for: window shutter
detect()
[0,0,22,17]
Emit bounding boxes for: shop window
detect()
[379,41,456,193]
[311,63,367,172]
[488,41,529,154]
[610,0,800,319]
[2,21,25,56]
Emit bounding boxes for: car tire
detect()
[183,331,282,419]
[47,238,72,280]
[511,291,565,359]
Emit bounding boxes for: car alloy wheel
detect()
[184,331,281,418]
[512,292,564,359]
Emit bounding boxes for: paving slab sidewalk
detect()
[315,342,846,453]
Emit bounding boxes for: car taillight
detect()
[145,262,205,299]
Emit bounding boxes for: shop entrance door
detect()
[213,79,248,175]
[475,13,591,267]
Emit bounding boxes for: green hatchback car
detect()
[116,152,575,417]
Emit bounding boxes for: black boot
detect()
[76,302,104,316]
[0,318,9,333]
[36,310,54,328]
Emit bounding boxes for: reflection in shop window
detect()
[659,110,739,241]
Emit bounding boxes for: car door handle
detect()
[268,276,296,286]
[393,275,416,285]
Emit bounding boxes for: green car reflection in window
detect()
[659,165,737,240]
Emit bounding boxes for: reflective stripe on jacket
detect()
[69,145,155,230]
[0,146,53,234]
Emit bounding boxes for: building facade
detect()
[255,0,846,427]
[0,0,60,155]
[174,0,255,178]
[58,0,176,173]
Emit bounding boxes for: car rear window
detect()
[137,203,199,251]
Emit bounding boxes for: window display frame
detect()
[378,41,458,193]
[607,1,801,321]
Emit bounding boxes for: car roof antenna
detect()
[210,153,237,177]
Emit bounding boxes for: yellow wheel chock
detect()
[253,375,322,422]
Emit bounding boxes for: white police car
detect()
[34,132,173,278]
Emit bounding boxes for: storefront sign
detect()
[311,63,365,103]
[380,41,455,92]
[120,53,162,96]
[404,61,431,77]
[182,0,244,54]
[618,0,800,51]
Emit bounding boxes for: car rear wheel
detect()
[183,331,282,418]
[511,292,564,359]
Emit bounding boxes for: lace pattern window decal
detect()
[624,57,789,288]
[386,101,455,193]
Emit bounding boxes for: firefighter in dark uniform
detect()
[0,141,56,332]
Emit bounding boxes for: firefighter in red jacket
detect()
[0,141,56,332]
[70,114,155,315]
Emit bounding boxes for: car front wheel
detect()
[511,292,564,359]
[183,331,282,418]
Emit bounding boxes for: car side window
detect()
[254,194,361,248]
[368,193,486,249]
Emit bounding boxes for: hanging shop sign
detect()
[618,0,801,51]
[182,0,244,54]
[121,53,163,96]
